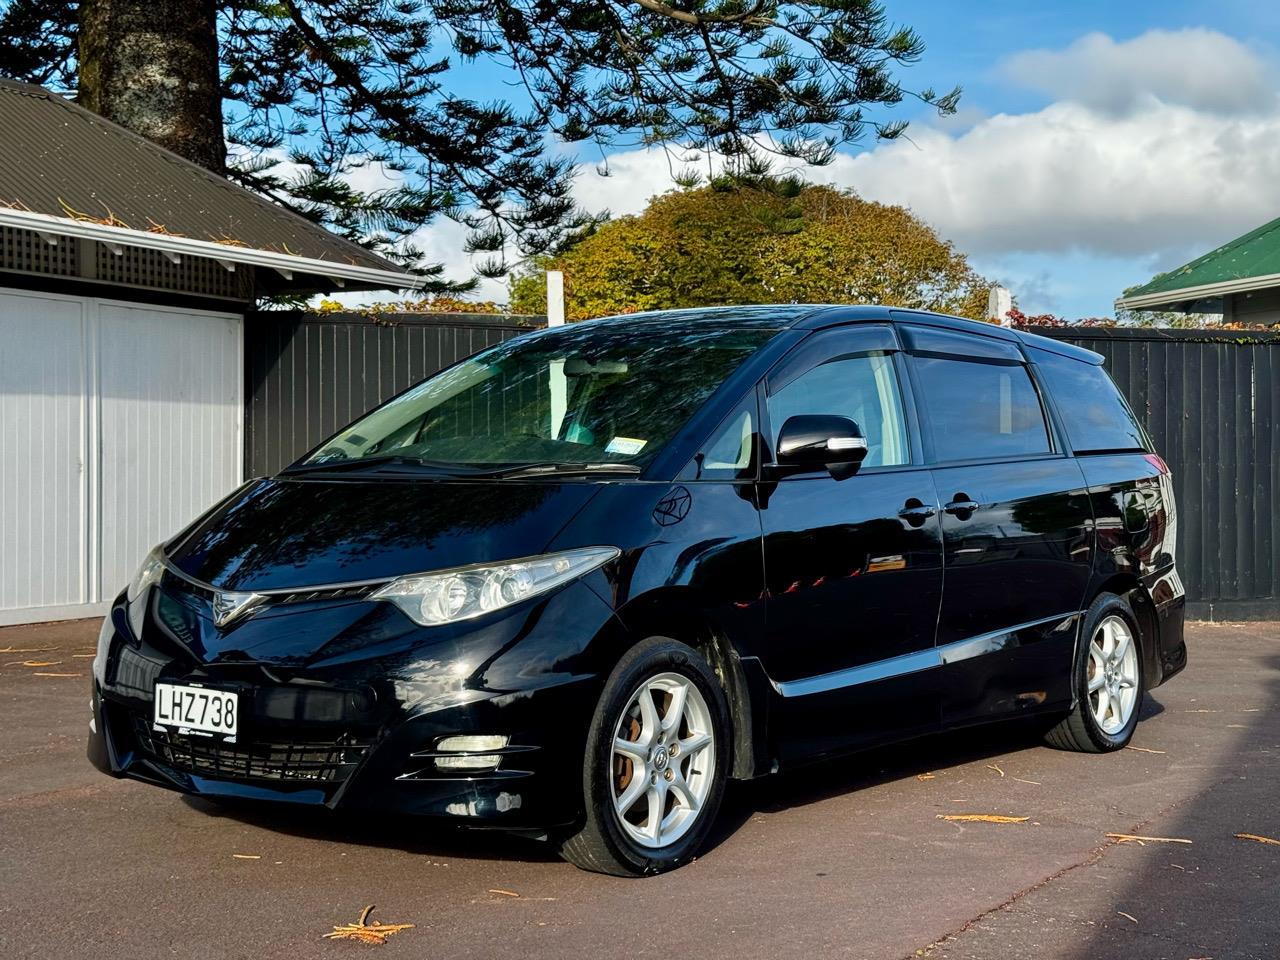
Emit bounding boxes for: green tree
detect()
[0,0,959,291]
[510,183,992,319]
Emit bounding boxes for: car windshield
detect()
[298,323,777,471]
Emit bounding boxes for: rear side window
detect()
[913,357,1051,461]
[1029,348,1146,453]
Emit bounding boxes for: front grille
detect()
[131,716,369,783]
[160,570,379,620]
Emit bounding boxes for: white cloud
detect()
[331,27,1280,309]
[314,157,509,302]
[552,83,1280,269]
[999,29,1277,116]
[374,151,691,305]
[572,148,708,217]
[556,29,1280,271]
[826,97,1280,261]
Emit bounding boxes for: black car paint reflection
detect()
[88,305,1186,832]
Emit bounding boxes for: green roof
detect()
[1120,215,1280,309]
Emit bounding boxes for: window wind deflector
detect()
[900,324,1024,363]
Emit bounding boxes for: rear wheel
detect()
[561,637,730,876]
[1045,593,1144,752]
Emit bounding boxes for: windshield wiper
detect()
[485,461,643,479]
[283,455,642,479]
[283,455,480,476]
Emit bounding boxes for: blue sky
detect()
[865,1,1280,316]
[385,2,1280,318]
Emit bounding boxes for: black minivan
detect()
[89,305,1186,875]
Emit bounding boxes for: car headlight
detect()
[371,546,619,627]
[126,545,166,639]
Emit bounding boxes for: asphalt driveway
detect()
[1,618,1276,959]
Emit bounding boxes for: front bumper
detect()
[88,578,615,829]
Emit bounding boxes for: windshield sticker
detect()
[605,436,648,456]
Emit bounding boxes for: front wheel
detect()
[561,637,730,876]
[1045,592,1144,752]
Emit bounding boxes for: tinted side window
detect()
[768,353,909,468]
[913,357,1050,461]
[1029,348,1146,453]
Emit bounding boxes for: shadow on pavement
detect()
[189,705,1112,867]
[1063,650,1280,960]
[181,794,563,863]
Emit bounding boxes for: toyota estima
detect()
[89,305,1186,875]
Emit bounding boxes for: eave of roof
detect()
[0,205,421,292]
[0,78,416,290]
[1115,272,1280,311]
[1118,214,1280,310]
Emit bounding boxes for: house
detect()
[0,78,417,625]
[1116,215,1280,324]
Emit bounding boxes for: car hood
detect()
[166,476,603,592]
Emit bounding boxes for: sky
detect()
[358,1,1280,318]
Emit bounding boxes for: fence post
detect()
[988,285,1012,326]
[546,270,565,328]
[546,270,567,436]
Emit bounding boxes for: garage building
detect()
[0,78,415,625]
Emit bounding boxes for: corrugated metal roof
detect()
[1123,215,1280,304]
[0,78,405,276]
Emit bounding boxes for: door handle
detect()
[898,498,937,527]
[944,494,980,518]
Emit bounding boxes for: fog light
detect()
[438,734,507,752]
[434,734,508,772]
[435,753,502,771]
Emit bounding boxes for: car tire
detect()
[1045,592,1145,753]
[560,636,731,876]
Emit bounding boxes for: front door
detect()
[757,325,945,762]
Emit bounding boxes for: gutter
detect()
[1115,271,1280,311]
[0,206,422,292]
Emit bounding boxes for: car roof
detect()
[576,304,1105,364]
[571,304,842,332]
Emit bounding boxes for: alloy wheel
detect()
[609,672,716,849]
[1087,615,1140,734]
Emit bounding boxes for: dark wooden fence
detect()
[1031,326,1280,621]
[243,311,543,477]
[243,313,1279,620]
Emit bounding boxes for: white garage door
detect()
[0,288,242,625]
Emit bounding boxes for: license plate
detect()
[154,683,238,737]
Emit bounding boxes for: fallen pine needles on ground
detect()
[1106,833,1192,845]
[937,814,1029,824]
[322,905,414,945]
[1235,833,1280,846]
